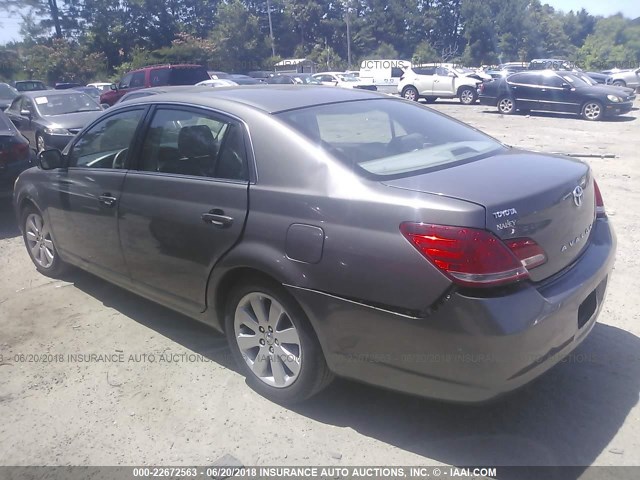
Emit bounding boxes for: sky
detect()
[1,1,639,46]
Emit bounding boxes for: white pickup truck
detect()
[398,65,482,104]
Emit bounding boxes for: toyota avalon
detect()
[13,86,616,403]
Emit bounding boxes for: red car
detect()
[100,64,209,106]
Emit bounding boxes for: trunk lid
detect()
[382,150,596,282]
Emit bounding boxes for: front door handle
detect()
[99,193,117,207]
[202,209,233,228]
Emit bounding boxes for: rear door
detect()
[43,107,147,280]
[506,73,543,110]
[118,105,250,315]
[410,67,436,96]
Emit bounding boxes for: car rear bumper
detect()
[288,217,616,402]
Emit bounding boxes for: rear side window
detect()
[139,108,248,180]
[168,67,210,85]
[391,67,404,78]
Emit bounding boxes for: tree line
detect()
[0,0,639,84]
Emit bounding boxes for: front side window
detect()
[69,109,145,169]
[119,73,133,89]
[139,108,248,181]
[151,68,170,86]
[277,99,505,179]
[130,72,146,88]
[541,75,565,88]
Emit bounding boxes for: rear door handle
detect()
[99,193,117,207]
[202,209,233,228]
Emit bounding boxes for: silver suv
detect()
[398,66,480,104]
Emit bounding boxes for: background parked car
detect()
[227,74,263,85]
[608,68,640,89]
[398,65,480,104]
[14,80,47,92]
[265,74,321,85]
[0,83,19,111]
[100,64,210,106]
[86,82,113,93]
[312,72,377,90]
[72,86,102,102]
[0,109,31,199]
[478,70,635,120]
[207,71,231,80]
[54,82,83,90]
[5,90,103,152]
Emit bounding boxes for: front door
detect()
[432,67,456,96]
[118,106,250,315]
[412,67,437,96]
[43,107,148,280]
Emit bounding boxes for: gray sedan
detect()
[13,86,616,403]
[608,67,640,89]
[5,90,103,152]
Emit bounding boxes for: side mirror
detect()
[20,109,31,117]
[110,84,118,91]
[561,82,572,89]
[100,103,110,109]
[448,72,456,78]
[37,149,66,170]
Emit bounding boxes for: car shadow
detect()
[481,109,637,122]
[0,200,20,240]
[65,269,639,477]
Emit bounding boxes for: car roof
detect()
[118,85,385,114]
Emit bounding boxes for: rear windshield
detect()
[276,99,505,179]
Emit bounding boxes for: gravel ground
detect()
[0,98,639,472]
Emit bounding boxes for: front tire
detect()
[401,86,419,102]
[225,280,333,404]
[612,80,626,88]
[582,101,603,121]
[459,86,477,105]
[497,96,516,114]
[22,206,68,277]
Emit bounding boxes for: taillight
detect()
[400,223,547,288]
[593,180,606,218]
[0,141,29,167]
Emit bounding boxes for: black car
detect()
[479,70,635,120]
[14,80,48,92]
[5,90,103,152]
[0,110,31,199]
[228,74,263,85]
[585,72,612,85]
[0,83,19,111]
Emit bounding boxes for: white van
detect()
[358,59,411,94]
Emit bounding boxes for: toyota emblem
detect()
[572,186,584,207]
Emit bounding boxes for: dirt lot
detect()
[1,99,639,471]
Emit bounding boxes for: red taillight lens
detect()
[400,223,546,288]
[593,180,606,218]
[0,141,30,167]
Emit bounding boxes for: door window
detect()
[138,108,248,181]
[130,72,146,88]
[413,67,436,76]
[151,68,170,86]
[540,75,565,88]
[436,67,450,76]
[68,109,145,169]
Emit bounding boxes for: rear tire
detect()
[582,101,603,121]
[225,279,333,404]
[21,205,68,277]
[612,80,626,88]
[459,86,477,105]
[497,96,516,114]
[401,86,419,102]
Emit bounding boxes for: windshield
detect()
[558,73,592,86]
[33,93,102,116]
[0,84,18,99]
[276,99,505,179]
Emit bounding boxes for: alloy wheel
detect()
[403,87,418,101]
[234,292,302,388]
[498,98,514,114]
[583,102,601,121]
[25,213,55,269]
[460,89,475,104]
